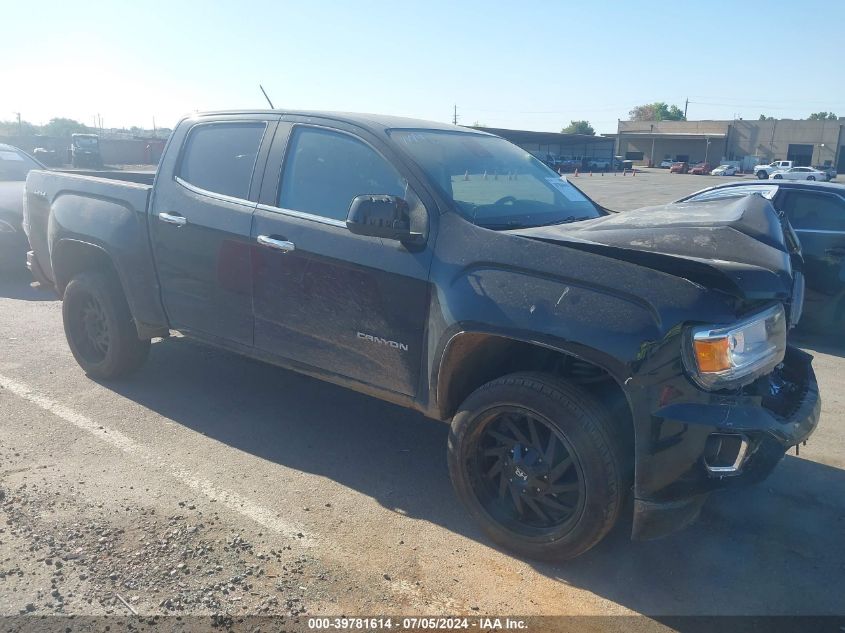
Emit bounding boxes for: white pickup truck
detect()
[754,160,793,179]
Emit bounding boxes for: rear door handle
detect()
[825,247,845,258]
[159,212,187,227]
[257,235,295,252]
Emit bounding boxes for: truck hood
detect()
[0,181,24,218]
[511,195,795,301]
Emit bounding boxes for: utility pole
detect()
[14,112,22,136]
[684,98,689,119]
[452,104,458,126]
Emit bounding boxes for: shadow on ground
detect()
[99,335,845,619]
[0,269,56,301]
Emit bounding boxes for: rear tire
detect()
[448,372,627,561]
[808,175,816,181]
[757,171,768,179]
[62,271,150,379]
[773,174,783,179]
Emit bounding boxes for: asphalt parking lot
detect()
[1,170,843,627]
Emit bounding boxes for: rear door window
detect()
[779,191,845,231]
[178,122,267,200]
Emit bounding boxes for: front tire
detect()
[807,175,816,181]
[757,171,768,179]
[62,271,150,379]
[448,372,627,561]
[773,174,783,179]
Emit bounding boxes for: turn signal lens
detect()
[693,338,731,372]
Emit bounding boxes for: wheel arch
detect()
[51,239,166,339]
[434,331,634,455]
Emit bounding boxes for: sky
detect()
[2,1,844,134]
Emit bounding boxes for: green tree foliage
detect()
[41,118,91,138]
[561,120,595,135]
[807,112,838,121]
[758,114,774,121]
[628,102,686,122]
[0,119,39,137]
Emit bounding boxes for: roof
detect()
[192,110,482,134]
[682,179,845,202]
[471,126,613,145]
[710,180,845,193]
[620,131,727,139]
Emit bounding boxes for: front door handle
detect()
[825,247,845,258]
[159,212,187,227]
[257,235,295,252]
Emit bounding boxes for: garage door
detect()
[787,144,813,167]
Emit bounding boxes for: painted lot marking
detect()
[0,373,308,541]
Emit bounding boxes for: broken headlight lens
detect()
[685,304,787,389]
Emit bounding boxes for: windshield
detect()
[0,148,42,181]
[74,136,98,148]
[390,130,602,230]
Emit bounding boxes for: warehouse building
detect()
[616,118,845,171]
[472,126,615,168]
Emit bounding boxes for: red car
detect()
[689,162,712,175]
[668,161,688,174]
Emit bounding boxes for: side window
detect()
[279,127,406,221]
[178,122,266,200]
[780,191,845,231]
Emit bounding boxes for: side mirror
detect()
[346,194,423,244]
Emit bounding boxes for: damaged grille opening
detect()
[742,348,809,420]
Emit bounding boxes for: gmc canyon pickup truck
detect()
[24,111,820,560]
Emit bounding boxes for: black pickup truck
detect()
[24,111,820,560]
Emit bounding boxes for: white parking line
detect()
[0,373,308,541]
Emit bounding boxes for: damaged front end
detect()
[511,193,820,540]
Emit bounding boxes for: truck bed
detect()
[24,169,166,335]
[55,169,157,186]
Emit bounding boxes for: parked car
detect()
[772,166,828,181]
[689,162,712,175]
[70,133,103,168]
[755,160,793,179]
[587,158,611,170]
[32,146,60,167]
[0,143,46,271]
[659,158,675,168]
[25,110,818,561]
[680,180,845,330]
[669,161,689,173]
[711,164,739,176]
[815,165,837,181]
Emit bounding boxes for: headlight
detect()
[684,304,787,389]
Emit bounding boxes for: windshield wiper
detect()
[477,216,591,231]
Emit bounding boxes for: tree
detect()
[42,118,90,138]
[758,114,774,121]
[808,112,837,121]
[561,120,595,135]
[0,119,38,137]
[628,102,686,122]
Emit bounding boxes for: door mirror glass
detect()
[346,195,422,243]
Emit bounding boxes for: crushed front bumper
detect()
[631,345,820,540]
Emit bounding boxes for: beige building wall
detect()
[615,119,845,168]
